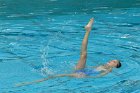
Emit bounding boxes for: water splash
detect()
[40,31,63,75]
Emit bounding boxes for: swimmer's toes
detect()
[85,18,94,31]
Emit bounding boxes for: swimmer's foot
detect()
[85,18,94,32]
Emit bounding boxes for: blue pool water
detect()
[0,0,140,93]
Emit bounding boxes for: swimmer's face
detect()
[107,60,120,68]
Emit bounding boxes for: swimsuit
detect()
[75,68,100,76]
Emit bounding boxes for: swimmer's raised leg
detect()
[75,18,94,70]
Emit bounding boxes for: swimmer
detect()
[16,18,121,87]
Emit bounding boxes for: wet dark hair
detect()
[116,60,121,68]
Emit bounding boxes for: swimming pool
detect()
[0,0,140,93]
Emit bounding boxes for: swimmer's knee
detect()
[80,53,87,59]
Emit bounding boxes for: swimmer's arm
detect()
[15,74,75,87]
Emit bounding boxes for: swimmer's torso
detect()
[74,65,112,78]
[95,65,110,71]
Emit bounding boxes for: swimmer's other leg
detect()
[15,73,77,87]
[75,18,94,70]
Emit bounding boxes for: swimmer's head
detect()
[107,60,121,68]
